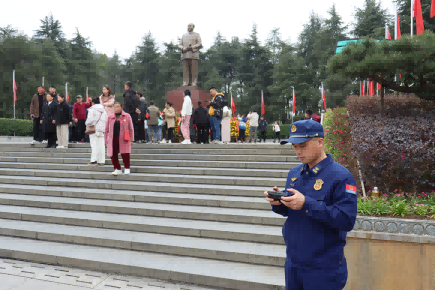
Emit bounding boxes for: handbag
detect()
[85,126,96,135]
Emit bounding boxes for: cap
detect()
[280,119,324,145]
[76,95,83,99]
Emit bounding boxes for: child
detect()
[272,121,280,143]
[258,115,268,143]
[237,114,248,143]
[55,95,72,149]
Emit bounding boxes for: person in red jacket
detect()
[73,95,91,143]
[305,109,321,123]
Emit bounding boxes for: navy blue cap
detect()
[280,119,325,145]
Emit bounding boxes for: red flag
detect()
[66,90,69,103]
[414,0,425,35]
[86,87,89,103]
[322,85,327,110]
[431,0,435,18]
[14,80,17,103]
[397,11,401,38]
[292,90,296,114]
[261,91,265,115]
[231,95,235,115]
[360,82,364,96]
[372,81,375,96]
[387,28,392,40]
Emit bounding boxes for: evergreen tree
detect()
[34,13,67,59]
[352,0,391,39]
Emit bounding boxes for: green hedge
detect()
[0,118,33,136]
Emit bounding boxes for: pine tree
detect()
[352,0,391,39]
[34,13,67,59]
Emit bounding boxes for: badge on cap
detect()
[314,179,324,190]
[291,125,297,133]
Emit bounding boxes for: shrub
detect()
[348,94,435,193]
[0,118,33,136]
[323,107,349,168]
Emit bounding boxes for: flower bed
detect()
[358,190,435,220]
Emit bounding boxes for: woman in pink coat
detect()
[99,86,115,115]
[105,102,134,175]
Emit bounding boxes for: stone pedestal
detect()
[167,86,210,112]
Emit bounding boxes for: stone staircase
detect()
[0,143,299,290]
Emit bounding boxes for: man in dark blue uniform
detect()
[264,119,357,290]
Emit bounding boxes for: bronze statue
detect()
[178,23,202,87]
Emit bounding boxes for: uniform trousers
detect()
[111,135,130,170]
[90,131,105,164]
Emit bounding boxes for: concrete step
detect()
[1,151,298,162]
[0,184,272,210]
[0,205,284,244]
[0,236,285,290]
[0,193,284,226]
[0,168,286,187]
[1,147,295,156]
[0,219,286,267]
[0,162,292,178]
[0,156,298,170]
[0,176,279,197]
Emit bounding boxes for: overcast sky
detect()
[2,0,397,61]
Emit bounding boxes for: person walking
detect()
[137,92,147,143]
[105,102,134,175]
[100,86,115,115]
[181,89,193,144]
[123,81,140,142]
[258,115,268,143]
[161,102,176,144]
[40,93,57,148]
[247,110,259,143]
[73,95,91,143]
[29,85,47,145]
[147,101,160,144]
[264,119,357,290]
[209,86,224,144]
[221,105,231,144]
[86,97,107,166]
[237,114,248,143]
[55,95,72,149]
[273,121,281,143]
[192,101,208,144]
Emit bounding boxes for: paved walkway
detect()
[0,258,222,290]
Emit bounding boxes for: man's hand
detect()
[280,188,305,210]
[69,122,72,127]
[138,118,141,122]
[264,186,282,206]
[74,118,78,123]
[40,120,43,124]
[52,120,55,124]
[30,114,34,119]
[135,109,140,114]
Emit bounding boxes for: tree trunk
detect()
[380,84,385,117]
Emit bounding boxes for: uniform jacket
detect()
[123,89,140,114]
[55,101,72,125]
[209,93,224,119]
[247,112,259,127]
[104,111,134,157]
[163,107,176,128]
[178,32,202,60]
[30,93,47,118]
[41,101,57,133]
[147,105,160,126]
[258,119,268,132]
[271,154,357,269]
[181,95,193,116]
[86,104,107,133]
[99,94,115,116]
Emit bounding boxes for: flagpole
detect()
[261,90,263,115]
[42,77,44,88]
[411,0,414,37]
[291,86,294,124]
[13,70,15,120]
[395,2,398,40]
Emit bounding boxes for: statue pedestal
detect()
[167,86,210,112]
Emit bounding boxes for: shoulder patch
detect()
[346,184,357,195]
[291,178,297,182]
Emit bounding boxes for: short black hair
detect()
[125,81,133,88]
[305,109,313,115]
[184,89,191,96]
[209,86,216,91]
[92,97,100,104]
[137,91,143,97]
[58,95,65,99]
[150,100,155,105]
[198,100,202,105]
[38,85,44,89]
[49,85,56,89]
[166,101,173,106]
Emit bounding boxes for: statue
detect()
[178,23,202,87]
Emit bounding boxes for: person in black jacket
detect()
[203,100,211,143]
[123,81,141,141]
[55,95,72,149]
[192,101,208,144]
[137,92,147,143]
[209,86,224,144]
[40,94,58,148]
[258,115,268,143]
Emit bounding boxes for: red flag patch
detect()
[346,184,357,195]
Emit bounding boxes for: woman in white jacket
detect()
[85,97,108,166]
[180,89,193,144]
